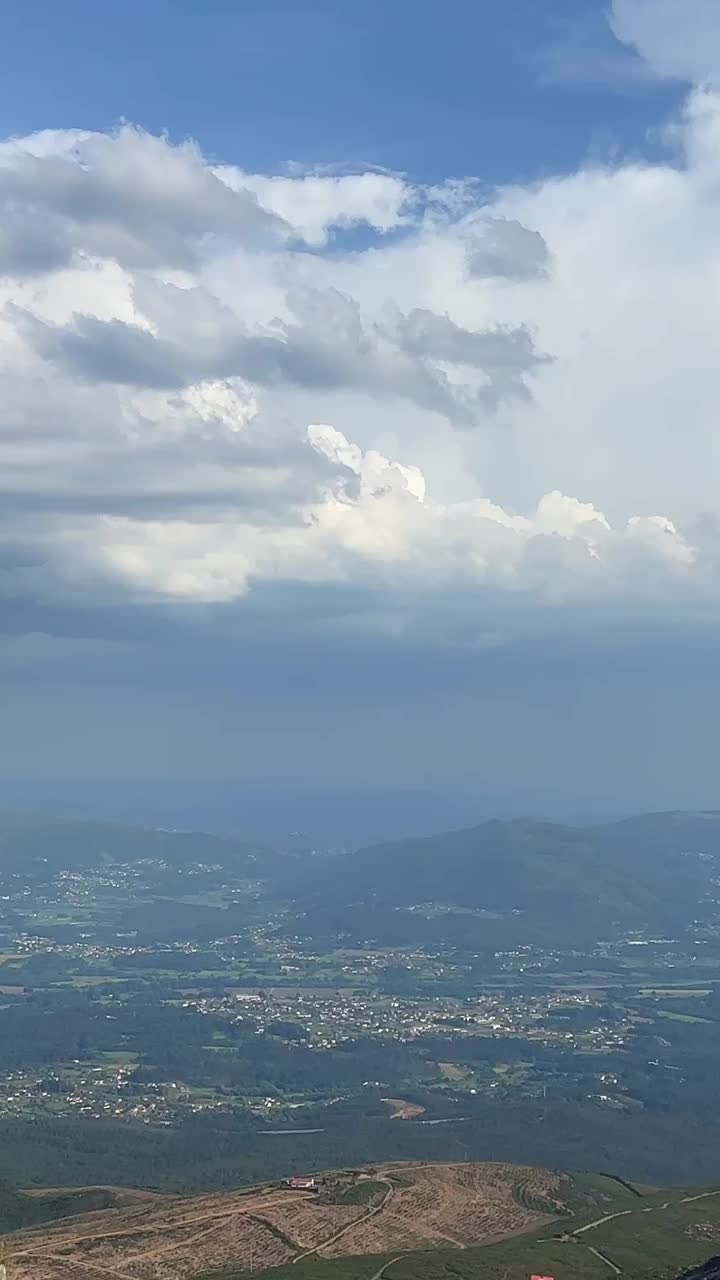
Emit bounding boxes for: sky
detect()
[2,0,720,819]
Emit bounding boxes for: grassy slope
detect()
[327,1180,389,1206]
[199,1177,720,1280]
[0,1186,115,1233]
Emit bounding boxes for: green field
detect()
[327,1179,388,1206]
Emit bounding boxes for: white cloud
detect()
[610,0,720,85]
[219,168,414,246]
[132,379,258,436]
[0,125,287,275]
[465,218,551,281]
[41,423,692,609]
[0,108,719,637]
[14,274,544,424]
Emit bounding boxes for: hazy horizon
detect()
[2,0,720,807]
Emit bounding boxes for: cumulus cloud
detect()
[54,422,697,610]
[220,168,414,246]
[0,107,718,647]
[610,0,720,85]
[0,126,287,276]
[465,218,551,281]
[0,209,75,278]
[16,278,544,423]
[388,307,547,408]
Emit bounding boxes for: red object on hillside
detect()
[531,1274,555,1279]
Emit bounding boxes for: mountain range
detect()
[290,811,720,945]
[2,807,720,948]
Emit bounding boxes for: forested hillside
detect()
[293,812,720,944]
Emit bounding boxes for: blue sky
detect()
[1,0,720,822]
[0,0,682,180]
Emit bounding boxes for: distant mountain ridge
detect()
[0,810,285,877]
[291,811,720,944]
[3,807,720,948]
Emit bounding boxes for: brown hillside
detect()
[3,1162,565,1280]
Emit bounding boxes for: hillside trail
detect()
[587,1244,622,1274]
[565,1188,720,1277]
[367,1255,406,1280]
[573,1188,720,1238]
[573,1209,633,1234]
[292,1179,395,1264]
